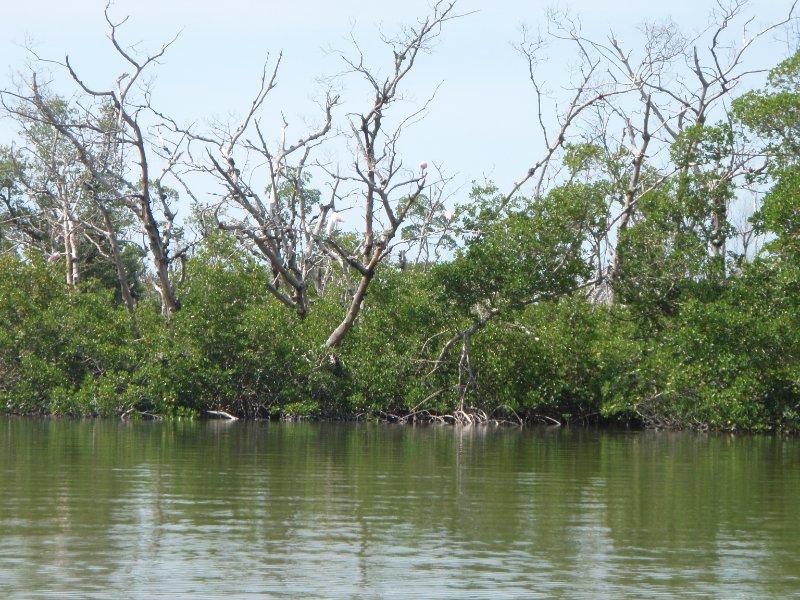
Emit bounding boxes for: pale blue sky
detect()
[2,0,796,196]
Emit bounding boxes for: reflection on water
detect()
[1,418,799,598]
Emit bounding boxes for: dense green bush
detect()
[1,213,799,430]
[468,298,607,422]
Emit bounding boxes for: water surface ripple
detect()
[1,418,798,598]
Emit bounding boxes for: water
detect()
[1,418,798,598]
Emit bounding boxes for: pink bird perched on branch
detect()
[326,211,345,236]
[47,252,60,263]
[419,160,428,172]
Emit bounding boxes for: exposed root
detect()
[490,405,524,426]
[379,406,521,427]
[540,415,562,427]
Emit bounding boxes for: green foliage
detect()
[599,262,800,431]
[335,269,454,414]
[4,50,800,432]
[733,50,800,164]
[162,232,315,416]
[733,49,800,262]
[81,243,146,303]
[754,167,800,260]
[0,254,139,415]
[615,194,705,314]
[470,297,608,421]
[438,182,604,312]
[563,142,605,178]
[1,219,798,430]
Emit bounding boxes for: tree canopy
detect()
[1,0,799,430]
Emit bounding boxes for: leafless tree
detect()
[193,0,465,347]
[189,53,339,319]
[322,1,465,347]
[1,4,188,320]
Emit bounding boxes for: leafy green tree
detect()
[427,182,607,408]
[734,50,800,262]
[439,182,605,314]
[400,191,457,271]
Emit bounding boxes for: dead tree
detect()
[323,1,464,347]
[2,4,187,320]
[191,53,339,319]
[193,0,465,348]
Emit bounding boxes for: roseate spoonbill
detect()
[326,211,345,236]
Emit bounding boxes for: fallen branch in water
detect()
[120,409,162,420]
[206,410,239,421]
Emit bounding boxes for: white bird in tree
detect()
[157,131,169,153]
[441,209,453,221]
[419,160,428,172]
[326,211,345,236]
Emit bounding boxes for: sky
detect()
[2,0,797,205]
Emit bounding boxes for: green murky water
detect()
[1,417,798,598]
